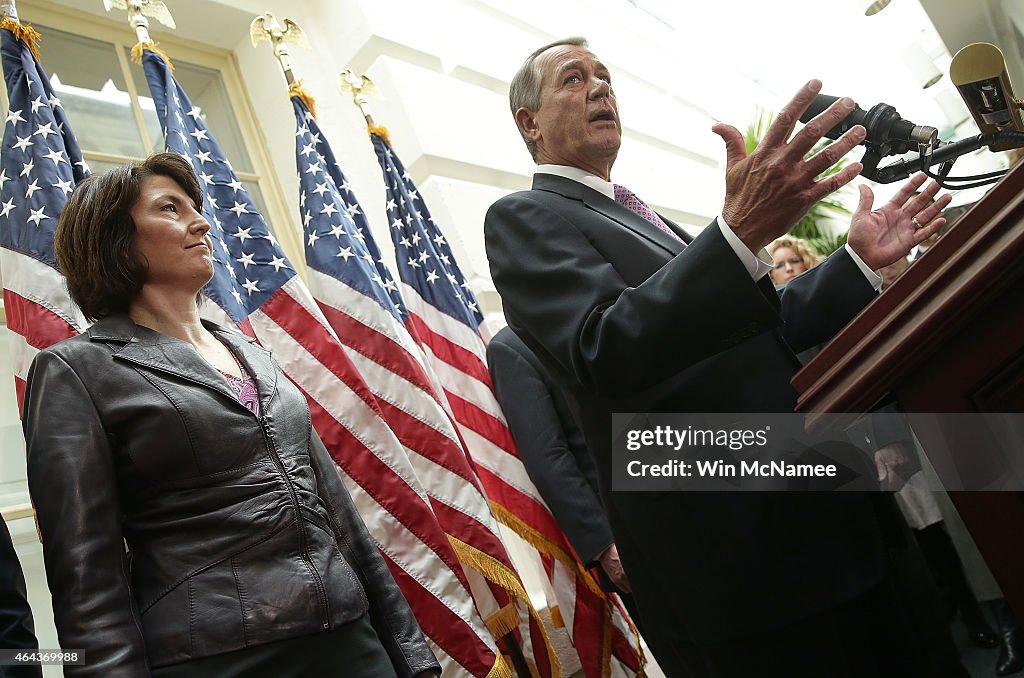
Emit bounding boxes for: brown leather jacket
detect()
[22,315,439,677]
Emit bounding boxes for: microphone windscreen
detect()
[799,94,840,124]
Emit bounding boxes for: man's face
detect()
[518,45,621,179]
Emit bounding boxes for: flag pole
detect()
[340,69,395,147]
[0,0,40,60]
[126,1,154,46]
[103,0,178,66]
[249,13,309,88]
[339,68,377,128]
[103,0,178,46]
[0,0,19,22]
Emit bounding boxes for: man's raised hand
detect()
[847,173,950,270]
[713,80,866,252]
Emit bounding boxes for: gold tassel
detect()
[368,123,392,146]
[485,603,520,638]
[288,81,317,120]
[130,41,174,72]
[0,17,41,60]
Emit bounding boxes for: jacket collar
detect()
[532,172,689,255]
[88,314,277,412]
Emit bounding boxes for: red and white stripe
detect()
[204,276,505,677]
[401,282,644,677]
[304,267,556,654]
[1,249,87,410]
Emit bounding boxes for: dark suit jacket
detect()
[487,326,612,566]
[485,173,885,646]
[0,520,41,678]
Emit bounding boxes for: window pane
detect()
[128,54,254,172]
[242,180,269,222]
[34,25,148,158]
[80,157,124,176]
[243,181,286,247]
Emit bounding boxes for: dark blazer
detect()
[0,520,41,678]
[485,173,885,648]
[21,315,439,677]
[486,326,612,566]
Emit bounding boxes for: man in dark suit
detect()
[484,36,962,677]
[486,326,631,596]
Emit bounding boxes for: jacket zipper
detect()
[115,354,332,630]
[258,414,331,630]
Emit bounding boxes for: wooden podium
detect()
[794,160,1024,615]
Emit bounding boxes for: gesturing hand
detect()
[712,79,866,253]
[847,172,950,271]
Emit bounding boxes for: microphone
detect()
[799,94,939,155]
[950,42,1024,151]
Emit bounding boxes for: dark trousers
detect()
[0,521,41,678]
[690,539,968,678]
[152,615,395,678]
[914,521,989,628]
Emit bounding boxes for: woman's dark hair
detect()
[54,152,203,321]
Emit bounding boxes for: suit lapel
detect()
[532,173,689,256]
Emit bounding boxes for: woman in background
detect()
[22,153,440,678]
[769,235,823,285]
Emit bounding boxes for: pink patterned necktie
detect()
[613,183,684,245]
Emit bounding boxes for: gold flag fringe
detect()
[368,123,392,146]
[606,596,647,677]
[627,610,647,676]
[130,42,174,72]
[549,604,565,629]
[0,17,41,60]
[490,500,652,674]
[448,533,533,601]
[487,654,513,678]
[288,81,317,120]
[485,602,520,638]
[448,534,563,678]
[489,501,604,596]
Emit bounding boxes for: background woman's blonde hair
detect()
[768,235,823,269]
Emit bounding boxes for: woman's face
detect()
[130,174,214,291]
[770,246,807,285]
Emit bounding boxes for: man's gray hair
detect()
[509,36,589,159]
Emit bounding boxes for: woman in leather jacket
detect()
[21,153,441,678]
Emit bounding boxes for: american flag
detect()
[139,48,496,675]
[293,93,537,677]
[371,131,643,677]
[0,21,89,411]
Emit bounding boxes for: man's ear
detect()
[515,107,541,144]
